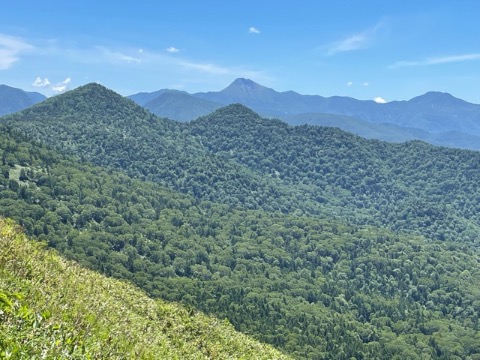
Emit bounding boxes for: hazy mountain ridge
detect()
[194,79,480,134]
[128,88,184,105]
[282,112,431,143]
[0,84,46,116]
[130,78,480,150]
[142,90,223,122]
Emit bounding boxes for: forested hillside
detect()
[189,104,480,243]
[1,125,480,358]
[4,84,480,246]
[1,84,305,214]
[0,217,288,359]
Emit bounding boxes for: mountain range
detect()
[129,78,480,151]
[0,84,46,116]
[1,83,480,358]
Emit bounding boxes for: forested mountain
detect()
[1,83,299,213]
[0,217,289,359]
[1,125,480,359]
[0,84,46,116]
[3,84,480,245]
[189,104,480,244]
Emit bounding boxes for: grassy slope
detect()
[0,217,289,360]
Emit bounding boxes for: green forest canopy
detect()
[1,125,479,359]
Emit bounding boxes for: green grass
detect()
[0,217,290,359]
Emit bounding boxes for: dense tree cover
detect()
[3,85,480,247]
[1,126,480,359]
[0,217,288,359]
[1,84,300,213]
[190,104,480,243]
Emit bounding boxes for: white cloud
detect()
[374,96,387,104]
[347,81,353,87]
[0,33,34,70]
[166,46,179,53]
[249,27,260,34]
[32,77,50,87]
[52,77,71,94]
[390,53,480,69]
[138,49,143,54]
[325,21,384,56]
[363,82,369,87]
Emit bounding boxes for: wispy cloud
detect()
[374,96,387,104]
[325,21,384,56]
[390,53,480,68]
[347,81,353,87]
[32,77,50,87]
[78,45,266,81]
[249,27,260,34]
[97,47,142,64]
[52,77,71,94]
[166,46,179,53]
[179,61,231,75]
[363,82,369,87]
[0,33,34,70]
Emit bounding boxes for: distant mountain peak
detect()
[229,78,261,88]
[409,91,467,105]
[222,78,272,93]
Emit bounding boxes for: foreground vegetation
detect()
[0,217,289,359]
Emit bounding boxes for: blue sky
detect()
[1,1,480,103]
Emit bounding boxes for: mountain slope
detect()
[1,83,298,213]
[3,85,480,244]
[0,84,46,116]
[189,104,480,243]
[142,90,222,121]
[1,127,480,359]
[0,217,289,359]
